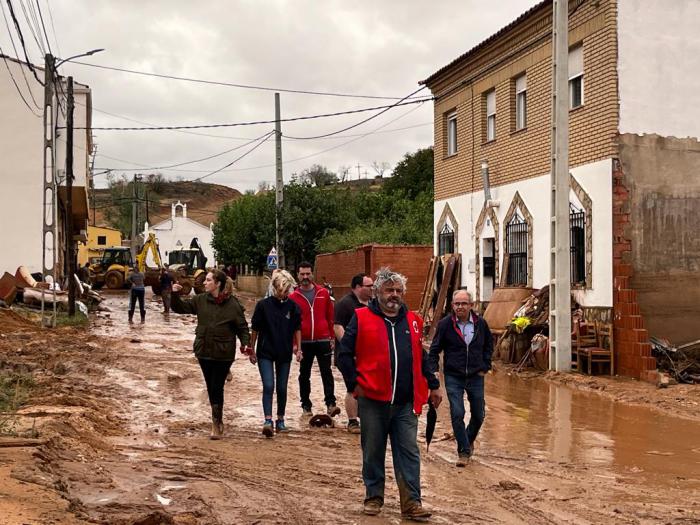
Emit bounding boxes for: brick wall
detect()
[612,161,657,382]
[427,0,619,201]
[315,244,433,311]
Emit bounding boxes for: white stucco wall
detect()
[0,59,92,275]
[617,0,700,139]
[147,207,216,268]
[434,159,613,307]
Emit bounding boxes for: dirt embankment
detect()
[0,299,699,525]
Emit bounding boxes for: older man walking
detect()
[338,268,441,521]
[428,289,493,466]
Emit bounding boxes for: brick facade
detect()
[314,244,433,311]
[425,0,618,201]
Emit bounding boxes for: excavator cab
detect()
[167,238,209,294]
[89,247,133,289]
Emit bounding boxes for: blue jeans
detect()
[444,373,486,454]
[258,358,291,418]
[358,397,421,505]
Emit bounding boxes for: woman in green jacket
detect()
[172,269,250,439]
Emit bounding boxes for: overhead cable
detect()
[5,0,43,85]
[62,59,430,101]
[68,98,433,131]
[0,45,41,115]
[193,131,276,182]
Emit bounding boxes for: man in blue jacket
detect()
[428,289,493,466]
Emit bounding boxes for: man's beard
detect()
[301,278,310,285]
[380,296,401,313]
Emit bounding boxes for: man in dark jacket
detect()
[338,268,441,521]
[429,289,492,465]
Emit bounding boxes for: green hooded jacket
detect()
[172,292,250,361]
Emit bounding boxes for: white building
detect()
[146,201,216,268]
[0,54,92,279]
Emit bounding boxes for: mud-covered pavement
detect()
[1,292,699,525]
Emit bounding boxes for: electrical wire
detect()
[5,0,43,85]
[283,86,428,140]
[17,0,44,55]
[69,98,432,131]
[0,3,40,108]
[33,0,51,54]
[193,131,276,182]
[0,45,41,116]
[63,59,430,101]
[43,0,59,55]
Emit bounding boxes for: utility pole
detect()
[90,144,97,226]
[131,174,139,262]
[66,77,76,316]
[41,53,57,328]
[549,0,572,372]
[274,93,285,269]
[356,163,361,180]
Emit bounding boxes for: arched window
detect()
[505,212,528,285]
[570,203,586,286]
[438,223,455,255]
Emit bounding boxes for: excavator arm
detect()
[136,233,163,272]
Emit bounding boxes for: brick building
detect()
[421,0,700,379]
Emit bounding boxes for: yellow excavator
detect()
[89,233,163,290]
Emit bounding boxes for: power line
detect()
[193,131,276,182]
[4,0,43,85]
[68,98,432,131]
[0,45,41,115]
[43,0,59,55]
[17,0,44,55]
[283,86,428,140]
[0,3,40,108]
[63,59,430,101]
[33,0,51,54]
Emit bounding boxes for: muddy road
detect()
[1,291,699,524]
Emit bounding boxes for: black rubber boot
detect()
[210,404,223,440]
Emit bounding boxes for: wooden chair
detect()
[572,321,598,372]
[576,321,614,375]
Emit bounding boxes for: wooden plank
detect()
[428,255,457,341]
[419,256,438,319]
[0,438,47,448]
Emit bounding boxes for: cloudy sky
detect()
[2,0,540,192]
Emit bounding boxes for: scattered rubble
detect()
[650,337,700,384]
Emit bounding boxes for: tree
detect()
[299,164,338,187]
[371,161,391,178]
[382,147,434,200]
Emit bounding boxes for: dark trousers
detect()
[128,288,145,319]
[298,340,336,410]
[444,373,486,454]
[358,397,421,504]
[161,288,172,313]
[198,358,234,406]
[258,358,291,418]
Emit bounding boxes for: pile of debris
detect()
[650,337,700,384]
[0,266,107,314]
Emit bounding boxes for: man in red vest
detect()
[338,268,442,522]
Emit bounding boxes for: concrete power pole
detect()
[41,53,57,328]
[549,0,572,371]
[66,77,76,316]
[275,93,285,269]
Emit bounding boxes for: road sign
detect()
[267,247,278,270]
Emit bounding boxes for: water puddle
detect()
[480,372,700,489]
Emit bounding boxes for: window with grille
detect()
[446,111,457,156]
[485,90,496,141]
[97,235,107,246]
[570,203,586,286]
[506,213,528,285]
[569,45,584,109]
[438,223,455,255]
[515,74,527,130]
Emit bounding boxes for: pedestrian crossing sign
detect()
[267,247,278,270]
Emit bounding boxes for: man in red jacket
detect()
[290,261,340,417]
[338,267,442,521]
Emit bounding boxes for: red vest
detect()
[354,307,429,415]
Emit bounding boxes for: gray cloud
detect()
[2,0,540,190]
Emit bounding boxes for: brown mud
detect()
[0,293,698,524]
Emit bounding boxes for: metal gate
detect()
[570,206,586,285]
[506,213,528,285]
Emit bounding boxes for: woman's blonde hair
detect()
[271,269,296,296]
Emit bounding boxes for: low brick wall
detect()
[315,244,433,310]
[236,275,268,297]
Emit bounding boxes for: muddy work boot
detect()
[401,500,432,522]
[327,404,341,417]
[347,419,361,434]
[140,312,146,324]
[210,404,224,440]
[128,313,134,324]
[363,497,383,516]
[262,418,274,438]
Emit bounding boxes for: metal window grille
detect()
[570,204,586,286]
[506,213,528,285]
[438,223,455,255]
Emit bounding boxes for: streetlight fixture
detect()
[56,48,105,68]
